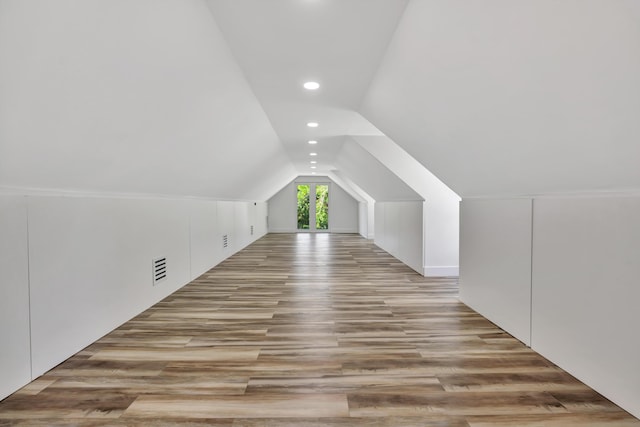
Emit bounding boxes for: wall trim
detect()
[462,190,640,201]
[331,228,359,233]
[424,265,459,277]
[0,186,262,203]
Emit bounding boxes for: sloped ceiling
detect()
[206,0,408,174]
[4,0,635,202]
[327,171,371,205]
[333,139,422,202]
[361,0,640,198]
[0,0,295,201]
[352,135,459,203]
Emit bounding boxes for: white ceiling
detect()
[2,0,639,201]
[0,0,297,200]
[206,0,408,175]
[362,0,640,197]
[334,139,422,202]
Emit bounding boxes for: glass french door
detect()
[297,183,329,231]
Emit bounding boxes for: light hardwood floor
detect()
[1,233,638,426]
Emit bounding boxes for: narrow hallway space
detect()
[0,234,636,426]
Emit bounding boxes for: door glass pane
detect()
[297,184,310,230]
[316,184,329,230]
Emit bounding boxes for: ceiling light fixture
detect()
[310,152,317,156]
[307,122,319,128]
[308,140,317,144]
[311,172,317,175]
[310,161,317,164]
[303,81,320,90]
[311,166,317,169]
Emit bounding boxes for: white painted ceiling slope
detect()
[0,0,297,201]
[206,0,409,175]
[334,139,421,202]
[362,0,640,198]
[5,0,632,202]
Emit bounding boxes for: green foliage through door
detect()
[297,185,310,229]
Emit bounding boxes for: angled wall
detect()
[361,0,640,198]
[0,193,268,399]
[459,195,640,418]
[353,136,459,276]
[0,196,31,399]
[360,0,640,417]
[531,196,640,418]
[0,0,290,400]
[375,201,423,274]
[334,140,423,274]
[459,198,533,346]
[329,171,375,240]
[0,0,294,201]
[334,140,422,202]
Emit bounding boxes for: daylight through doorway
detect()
[297,183,329,231]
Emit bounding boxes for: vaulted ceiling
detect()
[1,0,639,201]
[206,0,407,175]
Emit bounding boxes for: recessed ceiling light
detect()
[311,166,317,169]
[307,122,319,128]
[304,81,320,90]
[310,161,317,164]
[310,152,317,156]
[311,172,316,175]
[308,140,317,144]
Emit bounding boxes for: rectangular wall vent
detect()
[153,257,167,285]
[222,234,229,249]
[250,225,254,236]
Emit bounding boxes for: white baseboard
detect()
[424,266,459,277]
[267,229,295,233]
[269,228,359,234]
[331,228,359,233]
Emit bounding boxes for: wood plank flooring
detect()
[1,233,638,426]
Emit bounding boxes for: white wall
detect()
[188,200,267,279]
[375,201,423,274]
[332,140,428,274]
[234,202,250,250]
[358,202,369,239]
[267,183,296,233]
[327,184,358,233]
[267,177,359,234]
[189,200,222,278]
[0,196,31,399]
[351,136,460,276]
[27,196,192,377]
[423,202,459,276]
[254,202,269,238]
[459,195,640,419]
[0,193,266,399]
[459,199,533,346]
[329,170,374,239]
[531,196,640,419]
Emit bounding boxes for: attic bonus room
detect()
[1,0,640,425]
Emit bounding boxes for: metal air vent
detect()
[223,234,229,249]
[153,257,167,285]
